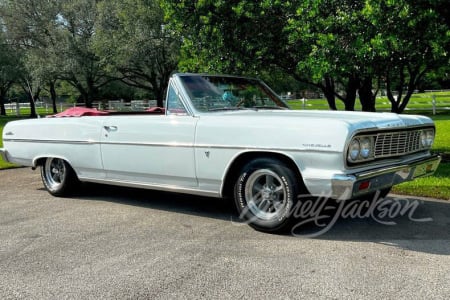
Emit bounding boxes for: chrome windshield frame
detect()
[170,73,289,116]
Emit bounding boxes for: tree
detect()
[284,0,381,111]
[162,0,377,110]
[363,0,450,113]
[162,0,450,113]
[1,0,117,109]
[0,0,64,116]
[95,0,181,107]
[56,0,117,107]
[0,31,23,116]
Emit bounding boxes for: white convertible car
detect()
[0,73,441,232]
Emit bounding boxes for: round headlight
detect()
[426,130,434,147]
[360,137,372,158]
[420,131,428,147]
[348,139,360,161]
[421,130,434,148]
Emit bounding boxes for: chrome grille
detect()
[374,130,422,158]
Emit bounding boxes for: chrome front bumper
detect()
[0,148,9,163]
[331,154,441,200]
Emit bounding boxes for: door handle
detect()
[104,125,118,132]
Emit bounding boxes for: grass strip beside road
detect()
[392,164,450,200]
[392,114,450,200]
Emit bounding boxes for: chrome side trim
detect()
[2,138,340,153]
[101,141,193,148]
[99,142,339,153]
[2,138,95,145]
[78,177,221,198]
[195,144,339,153]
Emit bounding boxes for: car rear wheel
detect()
[41,157,79,196]
[234,158,300,233]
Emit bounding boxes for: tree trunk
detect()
[80,92,89,108]
[0,89,6,116]
[385,73,400,113]
[397,69,422,113]
[0,98,6,116]
[86,81,97,108]
[32,88,41,118]
[28,92,38,118]
[0,83,13,116]
[86,94,94,108]
[22,80,39,118]
[344,75,359,111]
[359,77,376,112]
[155,88,165,108]
[322,76,337,110]
[49,81,58,113]
[397,91,414,114]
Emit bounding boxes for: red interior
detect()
[48,107,166,118]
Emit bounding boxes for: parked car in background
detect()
[0,73,441,232]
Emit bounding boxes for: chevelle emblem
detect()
[302,143,332,149]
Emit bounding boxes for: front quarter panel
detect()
[194,113,351,195]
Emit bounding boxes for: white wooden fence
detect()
[4,94,450,115]
[4,100,160,116]
[289,94,450,114]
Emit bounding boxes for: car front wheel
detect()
[41,157,78,196]
[234,158,300,233]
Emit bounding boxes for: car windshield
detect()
[178,75,288,112]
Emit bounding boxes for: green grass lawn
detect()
[392,114,450,200]
[288,91,450,112]
[428,114,450,153]
[1,104,449,199]
[391,165,450,200]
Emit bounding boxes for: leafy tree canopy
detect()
[162,0,450,112]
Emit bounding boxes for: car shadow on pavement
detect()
[290,195,450,255]
[70,183,450,255]
[74,182,235,222]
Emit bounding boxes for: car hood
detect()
[196,109,434,153]
[200,109,434,131]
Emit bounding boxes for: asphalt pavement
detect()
[1,168,449,299]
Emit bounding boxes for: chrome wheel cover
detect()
[44,158,66,191]
[244,169,288,221]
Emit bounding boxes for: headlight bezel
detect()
[347,135,375,163]
[348,139,361,161]
[359,137,372,159]
[420,129,435,148]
